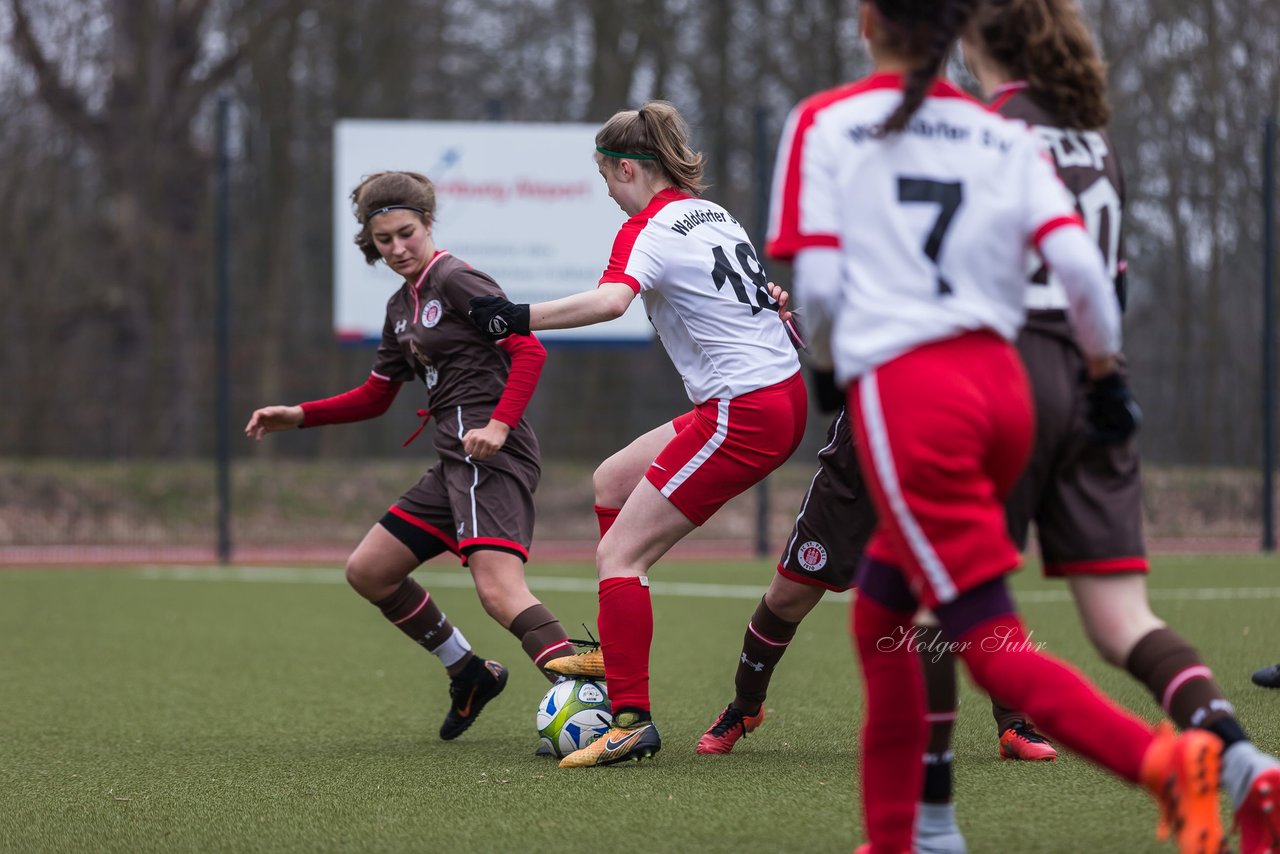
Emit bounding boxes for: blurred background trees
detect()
[2,0,1278,468]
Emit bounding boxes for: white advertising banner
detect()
[333,119,652,343]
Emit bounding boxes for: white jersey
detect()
[600,188,800,404]
[767,73,1096,383]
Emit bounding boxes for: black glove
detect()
[468,295,530,340]
[1085,371,1141,445]
[810,368,844,414]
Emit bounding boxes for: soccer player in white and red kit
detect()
[771,2,1223,852]
[470,100,807,768]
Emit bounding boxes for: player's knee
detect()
[474,585,508,622]
[591,461,626,507]
[1086,622,1144,667]
[344,553,383,598]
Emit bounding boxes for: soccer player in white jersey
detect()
[773,1,1223,851]
[469,100,807,768]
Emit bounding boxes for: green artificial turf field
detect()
[2,555,1279,852]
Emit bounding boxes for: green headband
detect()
[596,145,658,161]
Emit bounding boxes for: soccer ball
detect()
[536,678,612,758]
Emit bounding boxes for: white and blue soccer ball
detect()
[536,678,612,758]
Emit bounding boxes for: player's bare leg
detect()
[1071,573,1280,851]
[559,480,695,768]
[697,574,823,755]
[468,548,576,681]
[549,421,678,679]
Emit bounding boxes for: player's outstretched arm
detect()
[244,405,304,440]
[470,283,635,340]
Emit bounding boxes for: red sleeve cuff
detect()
[1032,215,1085,250]
[492,334,547,427]
[599,275,641,294]
[765,233,840,261]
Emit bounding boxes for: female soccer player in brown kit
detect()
[245,171,586,742]
[470,101,807,768]
[780,0,1229,850]
[960,2,1280,850]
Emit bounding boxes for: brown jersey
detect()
[996,87,1127,339]
[371,251,539,469]
[995,87,1146,575]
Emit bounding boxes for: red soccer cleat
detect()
[1236,765,1280,854]
[696,704,765,755]
[998,721,1058,763]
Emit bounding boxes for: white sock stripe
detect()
[433,628,472,667]
[661,399,731,498]
[859,373,957,603]
[1161,664,1215,712]
[924,712,958,723]
[747,622,791,647]
[533,640,574,665]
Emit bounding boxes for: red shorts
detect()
[851,332,1033,609]
[647,372,807,525]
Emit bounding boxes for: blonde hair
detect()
[595,100,706,194]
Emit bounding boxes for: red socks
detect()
[853,593,926,852]
[594,504,620,539]
[597,576,653,713]
[955,614,1152,782]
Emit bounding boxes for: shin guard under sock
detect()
[598,576,653,713]
[915,624,957,804]
[1126,626,1246,748]
[732,597,800,713]
[509,604,573,679]
[373,578,473,671]
[855,593,926,851]
[594,505,620,539]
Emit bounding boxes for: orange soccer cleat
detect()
[1141,722,1224,854]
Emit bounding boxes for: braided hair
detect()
[873,0,980,133]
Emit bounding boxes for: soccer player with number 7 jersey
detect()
[775,0,1225,851]
[469,100,807,768]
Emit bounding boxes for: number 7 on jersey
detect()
[898,177,963,296]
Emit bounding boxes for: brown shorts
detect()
[777,407,878,591]
[1006,321,1148,577]
[384,405,540,564]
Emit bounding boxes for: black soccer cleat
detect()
[1252,663,1280,689]
[439,658,508,741]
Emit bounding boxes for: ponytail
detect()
[974,0,1110,129]
[595,100,707,194]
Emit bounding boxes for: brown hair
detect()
[595,100,707,195]
[350,171,436,265]
[872,0,980,134]
[973,0,1110,129]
